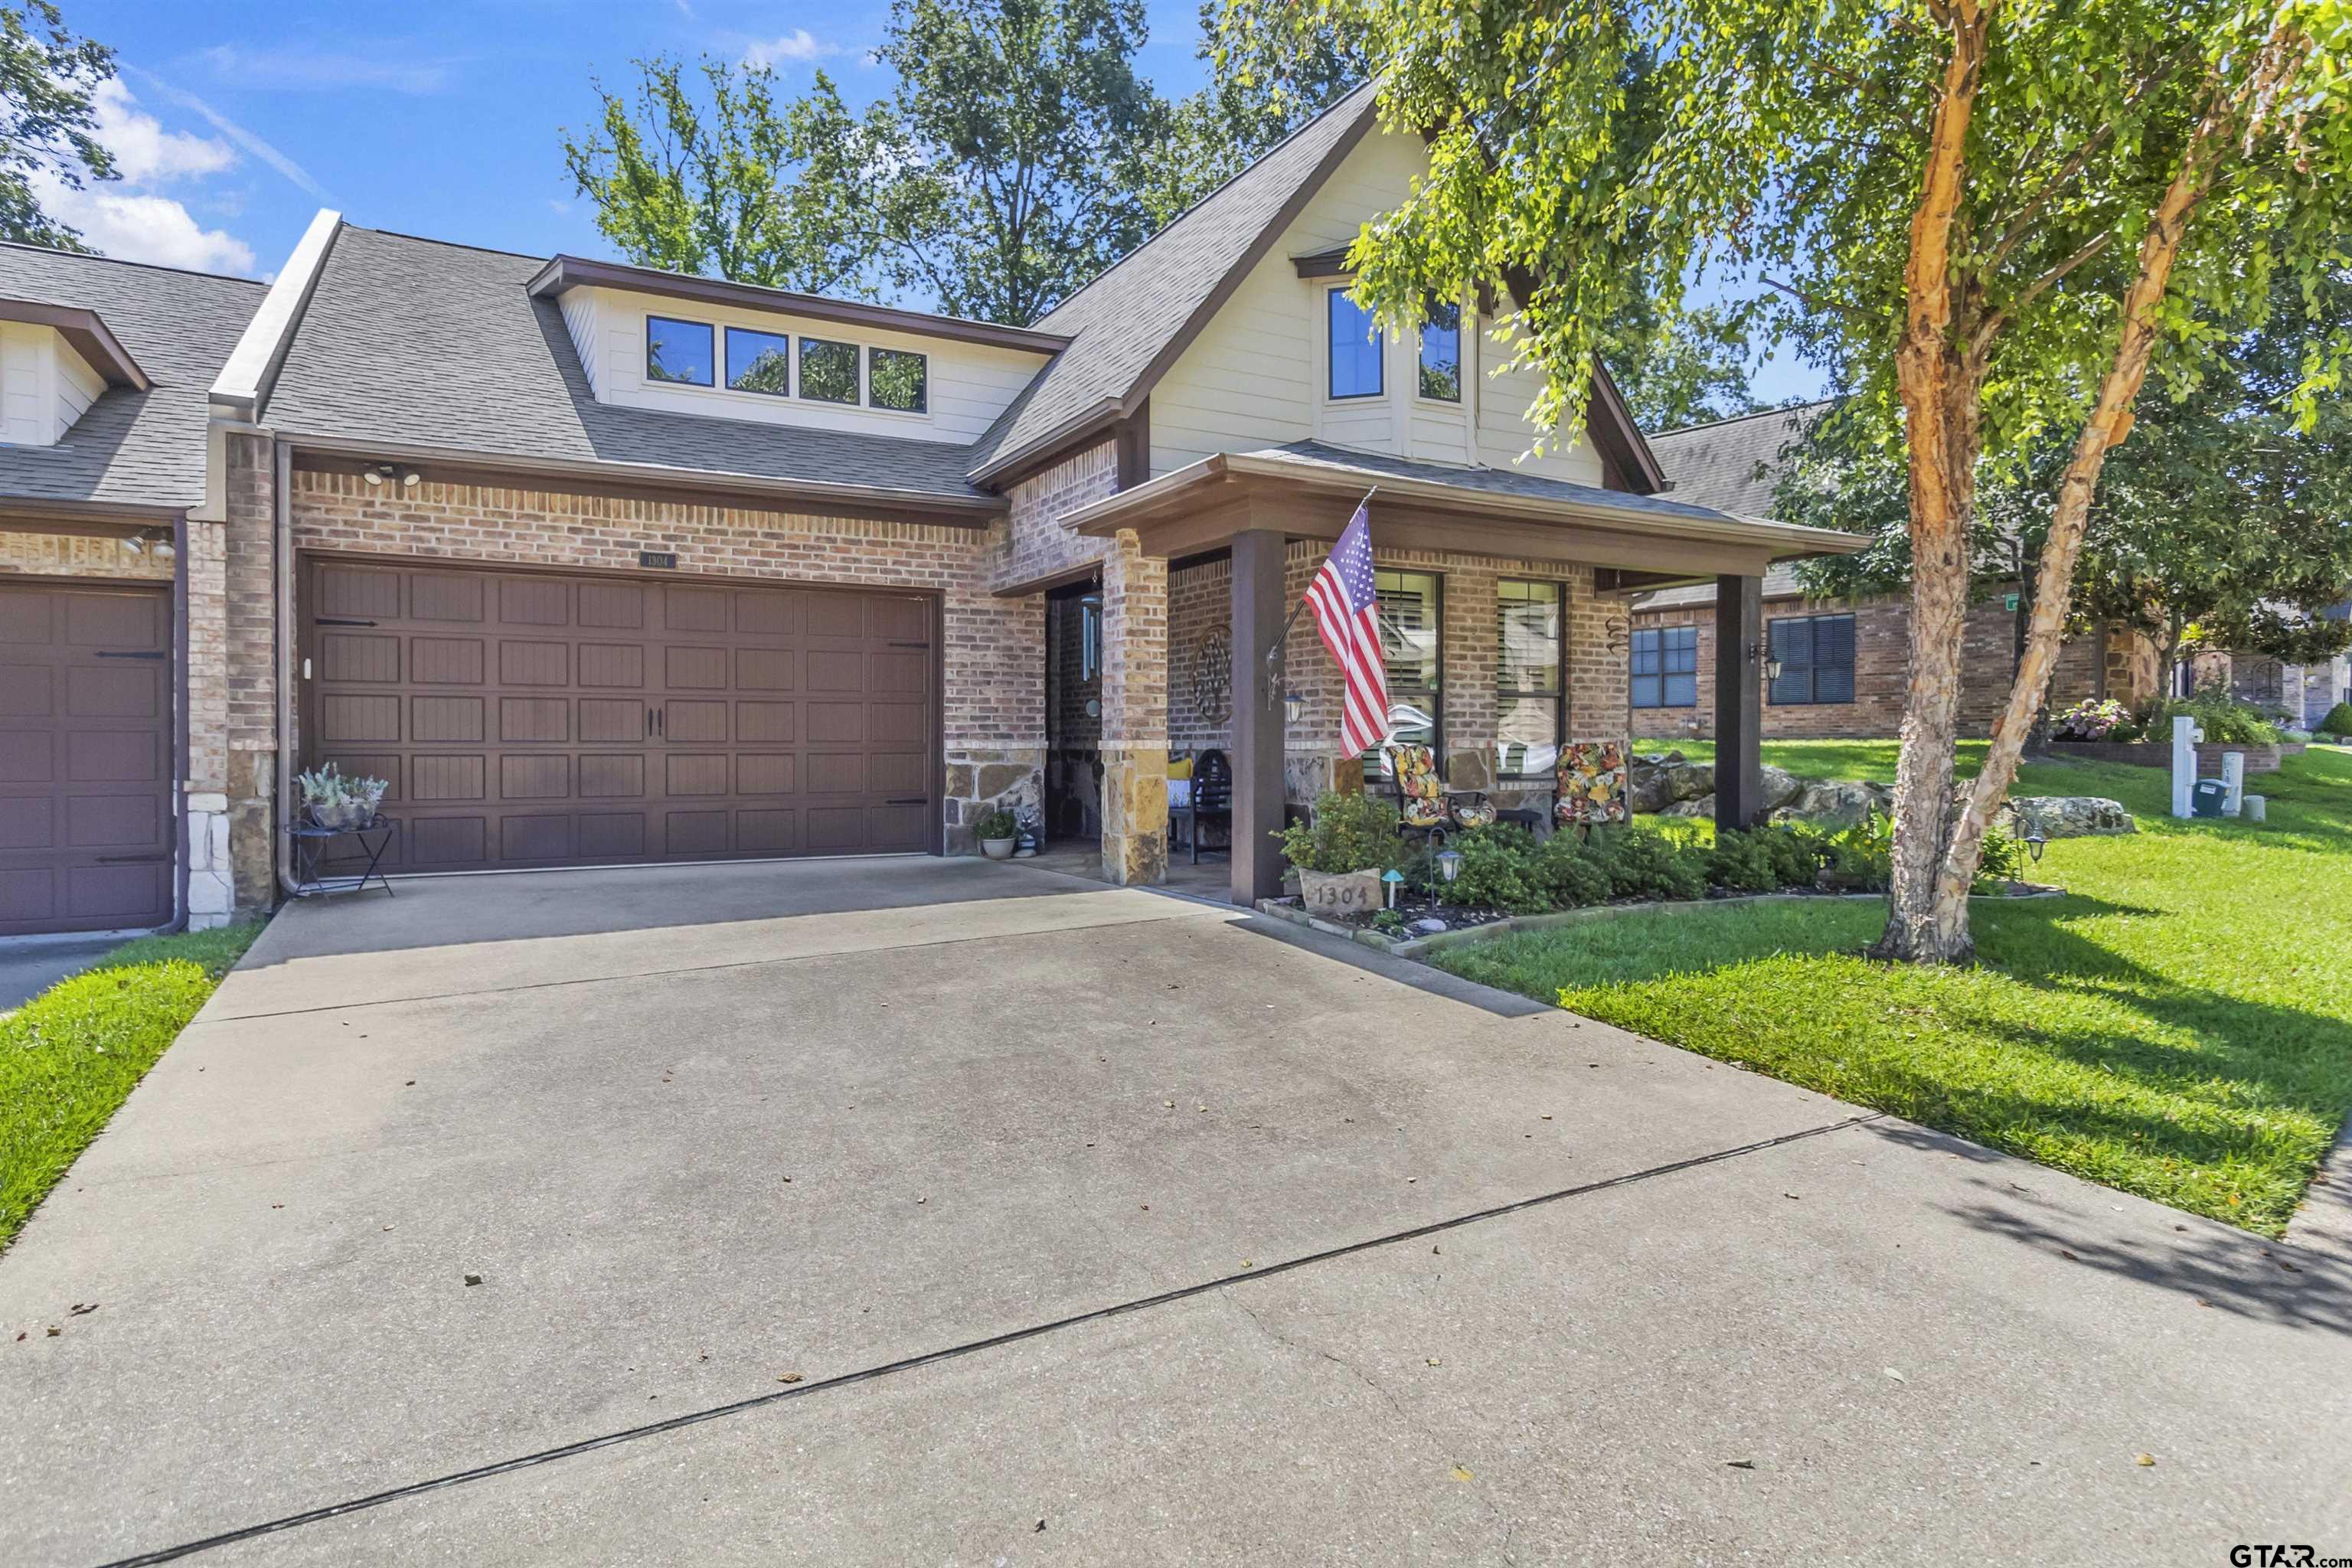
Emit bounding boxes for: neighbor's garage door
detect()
[301,558,936,871]
[0,580,175,935]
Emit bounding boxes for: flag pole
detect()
[1263,485,1379,709]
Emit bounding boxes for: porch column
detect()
[1098,530,1168,886]
[1229,528,1288,904]
[1714,573,1764,832]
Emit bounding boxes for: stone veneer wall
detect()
[280,466,1047,859]
[1628,589,2108,743]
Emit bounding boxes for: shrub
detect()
[2140,689,2282,746]
[1822,812,1893,891]
[1584,823,1709,902]
[2051,696,2134,741]
[1436,825,1549,913]
[1532,831,1614,908]
[1277,789,1401,874]
[1976,821,2026,886]
[975,808,1018,841]
[2321,701,2352,738]
[1705,825,1822,892]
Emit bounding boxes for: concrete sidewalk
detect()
[2,857,2344,1566]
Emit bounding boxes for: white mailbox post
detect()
[2171,716,2203,818]
[2220,750,2246,817]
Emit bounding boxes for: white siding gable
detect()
[1149,127,1605,487]
[0,322,105,446]
[552,283,1049,447]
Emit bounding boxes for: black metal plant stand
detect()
[287,815,397,899]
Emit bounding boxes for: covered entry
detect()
[301,558,937,871]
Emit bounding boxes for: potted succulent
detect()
[296,763,389,829]
[975,808,1020,861]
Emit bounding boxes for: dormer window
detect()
[1327,289,1383,400]
[798,337,859,404]
[725,326,791,394]
[870,348,927,414]
[1418,301,1461,403]
[645,316,713,385]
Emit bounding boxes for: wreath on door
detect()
[1189,631,1233,727]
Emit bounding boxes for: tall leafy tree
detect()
[1614,303,1775,431]
[563,60,886,297]
[0,2,116,252]
[567,0,1167,325]
[1225,0,2352,962]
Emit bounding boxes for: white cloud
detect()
[191,44,457,96]
[32,79,258,274]
[124,68,329,201]
[743,30,844,67]
[34,181,256,273]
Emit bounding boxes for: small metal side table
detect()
[286,815,397,899]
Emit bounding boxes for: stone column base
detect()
[943,746,1046,856]
[185,789,234,931]
[1100,745,1168,886]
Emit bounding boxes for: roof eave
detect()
[0,298,150,390]
[525,255,1073,357]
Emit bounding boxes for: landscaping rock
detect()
[1628,755,1714,812]
[2001,795,2137,838]
[1771,778,1893,830]
[1758,765,1805,811]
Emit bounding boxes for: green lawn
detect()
[1,921,263,1251]
[1645,736,1991,782]
[1436,742,2352,1234]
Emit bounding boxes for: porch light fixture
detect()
[400,467,422,488]
[1749,639,1783,683]
[362,462,394,486]
[1284,689,1305,725]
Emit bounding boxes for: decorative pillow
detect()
[1385,743,1449,828]
[1554,740,1630,825]
[1168,756,1194,781]
[1450,795,1496,828]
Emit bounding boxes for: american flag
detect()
[1304,500,1391,756]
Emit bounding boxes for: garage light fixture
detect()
[362,463,422,488]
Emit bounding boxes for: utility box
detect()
[2191,779,2230,818]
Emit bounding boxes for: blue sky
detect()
[64,0,1819,403]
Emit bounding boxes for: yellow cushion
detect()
[1168,757,1193,780]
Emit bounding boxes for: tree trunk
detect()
[1936,89,2231,922]
[1870,0,1991,965]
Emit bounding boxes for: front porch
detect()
[1041,443,1866,904]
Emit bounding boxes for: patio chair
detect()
[1381,741,1498,849]
[1187,747,1233,864]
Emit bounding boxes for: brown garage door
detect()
[302,558,936,872]
[0,580,175,935]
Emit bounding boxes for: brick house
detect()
[1627,404,2147,744]
[0,81,1864,934]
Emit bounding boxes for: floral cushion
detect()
[1385,743,1449,828]
[1554,740,1630,825]
[1450,795,1496,828]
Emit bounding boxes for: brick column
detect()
[1442,568,1498,791]
[1098,530,1167,885]
[223,433,277,913]
[181,510,234,927]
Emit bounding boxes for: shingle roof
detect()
[1635,403,1833,608]
[1246,439,1798,531]
[0,243,263,511]
[965,80,1382,481]
[262,227,993,508]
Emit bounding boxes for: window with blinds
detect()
[1769,614,1857,704]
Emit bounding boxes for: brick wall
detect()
[286,466,1046,855]
[999,442,1117,593]
[223,433,277,910]
[0,531,173,579]
[1168,556,1231,755]
[1629,587,2106,742]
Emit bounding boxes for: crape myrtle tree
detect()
[1223,0,2352,962]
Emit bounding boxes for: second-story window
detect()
[725,327,791,395]
[799,337,860,404]
[1328,289,1383,400]
[646,316,713,386]
[1419,300,1462,402]
[869,348,928,413]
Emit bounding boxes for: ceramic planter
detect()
[980,838,1018,861]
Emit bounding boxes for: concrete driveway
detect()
[3,857,2347,1566]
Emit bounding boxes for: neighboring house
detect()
[1627,404,2144,744]
[2220,605,2352,727]
[0,81,1863,934]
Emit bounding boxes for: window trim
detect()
[1359,567,1443,766]
[1416,299,1463,406]
[867,345,929,416]
[722,325,793,397]
[1325,286,1385,403]
[795,334,863,407]
[1767,612,1857,707]
[1631,624,1700,710]
[645,314,715,387]
[1494,578,1564,778]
